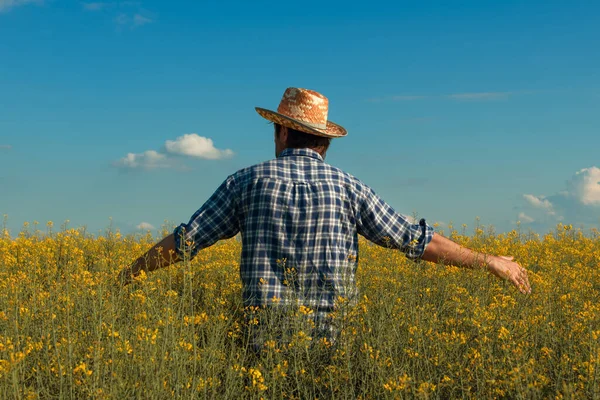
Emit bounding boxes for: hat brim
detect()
[256,107,347,138]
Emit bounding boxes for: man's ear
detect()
[279,125,288,143]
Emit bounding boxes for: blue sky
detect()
[1,0,599,237]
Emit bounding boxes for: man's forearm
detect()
[127,233,181,277]
[421,232,491,269]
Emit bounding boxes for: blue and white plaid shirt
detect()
[174,148,433,337]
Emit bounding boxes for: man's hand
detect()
[115,234,181,288]
[486,255,531,295]
[117,266,135,287]
[422,233,532,295]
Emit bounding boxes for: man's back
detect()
[236,147,364,313]
[174,147,433,317]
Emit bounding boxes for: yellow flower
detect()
[73,362,92,376]
[498,326,511,340]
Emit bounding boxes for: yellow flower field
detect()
[1,220,599,399]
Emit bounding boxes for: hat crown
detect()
[254,87,347,138]
[276,88,329,130]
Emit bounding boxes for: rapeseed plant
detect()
[0,220,598,398]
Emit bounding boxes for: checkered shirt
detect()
[173,148,434,337]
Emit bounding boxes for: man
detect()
[118,87,531,341]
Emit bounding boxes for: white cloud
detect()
[80,1,155,31]
[523,194,553,211]
[445,92,512,101]
[517,212,534,223]
[566,167,600,206]
[113,150,168,169]
[136,222,155,230]
[0,0,42,12]
[114,134,233,170]
[82,2,107,11]
[114,11,154,29]
[518,166,600,231]
[369,91,532,103]
[132,13,151,26]
[401,215,417,224]
[114,12,128,25]
[164,134,234,160]
[367,95,429,103]
[392,95,428,101]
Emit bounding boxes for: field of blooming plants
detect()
[1,219,599,399]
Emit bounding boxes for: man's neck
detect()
[278,147,326,160]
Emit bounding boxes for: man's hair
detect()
[274,123,332,152]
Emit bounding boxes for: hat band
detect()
[284,116,327,130]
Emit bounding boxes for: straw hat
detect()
[256,87,347,138]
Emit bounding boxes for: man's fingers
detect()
[512,276,527,294]
[522,275,532,294]
[502,262,531,294]
[488,256,532,294]
[117,269,133,287]
[514,270,531,294]
[519,268,530,286]
[505,257,531,294]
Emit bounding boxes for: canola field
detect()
[0,221,599,399]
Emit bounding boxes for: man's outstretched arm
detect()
[118,175,240,286]
[422,232,531,294]
[118,233,181,285]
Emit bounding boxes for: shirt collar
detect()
[278,148,324,162]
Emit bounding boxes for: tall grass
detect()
[0,220,599,399]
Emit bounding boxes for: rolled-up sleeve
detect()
[173,175,240,260]
[356,185,434,260]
